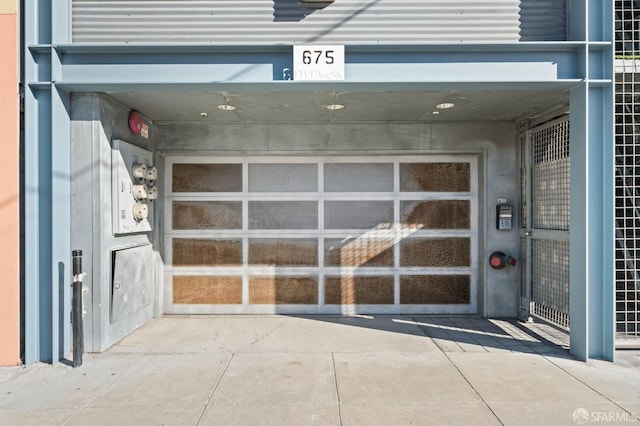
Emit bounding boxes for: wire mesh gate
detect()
[520,117,571,330]
[614,72,640,345]
[614,0,640,346]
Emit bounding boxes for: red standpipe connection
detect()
[489,251,517,269]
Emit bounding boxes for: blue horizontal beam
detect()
[24,45,590,87]
[51,81,585,94]
[48,41,603,55]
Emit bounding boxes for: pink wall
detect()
[0,9,21,365]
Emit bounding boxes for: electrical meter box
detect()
[112,140,157,234]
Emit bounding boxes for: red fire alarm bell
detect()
[128,110,143,135]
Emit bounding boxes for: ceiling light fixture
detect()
[326,104,345,110]
[436,102,455,109]
[217,104,236,111]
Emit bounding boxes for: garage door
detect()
[164,156,478,314]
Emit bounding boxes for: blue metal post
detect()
[24,0,72,363]
[24,85,42,364]
[568,0,615,361]
[51,86,71,361]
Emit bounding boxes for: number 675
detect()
[302,50,334,65]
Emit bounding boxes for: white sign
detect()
[293,45,345,81]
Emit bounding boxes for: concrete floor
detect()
[0,315,639,425]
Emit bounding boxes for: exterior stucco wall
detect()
[0,2,20,365]
[158,121,520,318]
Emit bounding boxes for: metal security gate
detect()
[614,0,640,346]
[163,155,478,315]
[614,72,640,346]
[520,117,571,329]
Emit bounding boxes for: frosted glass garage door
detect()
[164,156,478,314]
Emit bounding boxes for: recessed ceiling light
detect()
[436,102,455,109]
[200,112,208,118]
[217,104,236,111]
[326,104,345,110]
[432,111,440,115]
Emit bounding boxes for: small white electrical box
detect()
[112,140,156,234]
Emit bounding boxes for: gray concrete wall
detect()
[158,121,520,318]
[71,93,162,352]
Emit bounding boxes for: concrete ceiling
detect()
[108,90,569,124]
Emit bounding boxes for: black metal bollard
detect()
[72,250,84,367]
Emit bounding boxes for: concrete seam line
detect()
[541,355,635,417]
[195,352,234,426]
[331,352,344,426]
[442,351,505,426]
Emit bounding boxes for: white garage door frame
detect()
[163,154,479,315]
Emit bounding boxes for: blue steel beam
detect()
[23,86,42,364]
[568,0,615,361]
[24,85,71,363]
[51,0,72,359]
[24,0,72,363]
[54,81,584,95]
[51,48,582,85]
[23,0,42,364]
[51,86,71,361]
